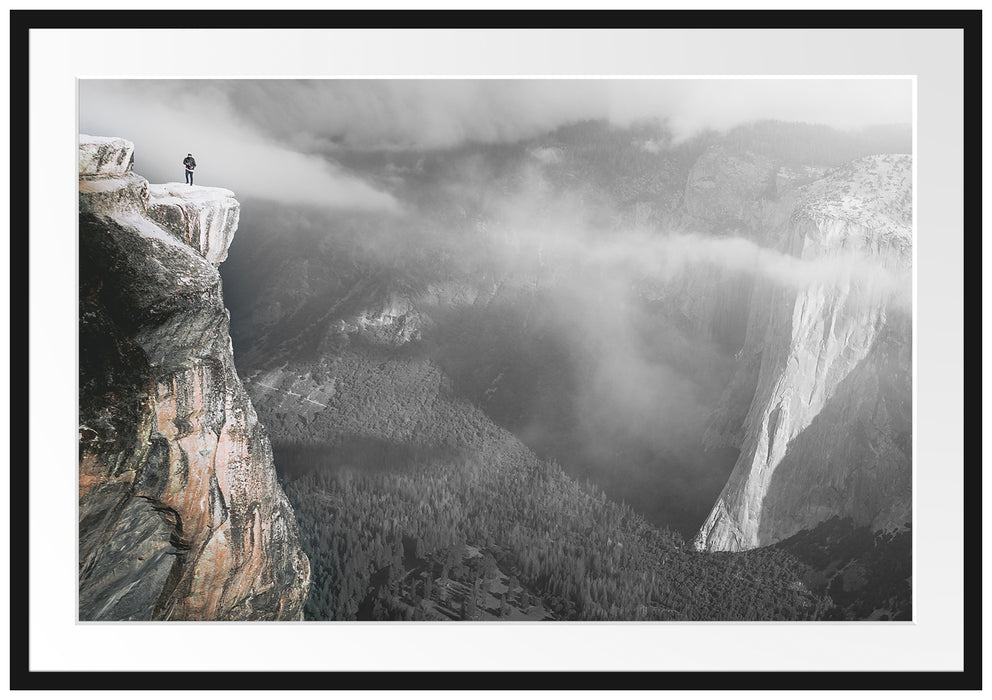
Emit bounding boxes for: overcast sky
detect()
[79,79,911,209]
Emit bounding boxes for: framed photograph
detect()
[10,7,980,691]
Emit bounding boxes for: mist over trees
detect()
[223,117,909,530]
[217,113,912,621]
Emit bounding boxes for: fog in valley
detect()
[79,79,913,620]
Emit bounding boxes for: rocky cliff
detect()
[654,145,828,355]
[694,154,912,551]
[78,135,310,620]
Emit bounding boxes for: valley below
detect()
[219,119,913,621]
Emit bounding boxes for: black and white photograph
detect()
[77,77,913,623]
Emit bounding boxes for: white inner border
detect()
[27,26,964,673]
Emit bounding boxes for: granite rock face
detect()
[78,135,135,178]
[694,155,912,552]
[146,183,241,264]
[78,135,310,620]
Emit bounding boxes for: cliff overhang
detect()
[78,135,310,620]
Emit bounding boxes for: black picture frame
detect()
[9,8,981,691]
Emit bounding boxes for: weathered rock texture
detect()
[78,135,310,620]
[78,135,135,178]
[147,183,240,264]
[694,155,912,552]
[659,146,828,354]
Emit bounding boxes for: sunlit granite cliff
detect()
[78,135,310,619]
[695,155,913,552]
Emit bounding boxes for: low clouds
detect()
[215,78,911,150]
[218,80,606,151]
[79,78,910,212]
[83,79,911,157]
[441,162,911,312]
[78,81,399,212]
[203,111,909,530]
[587,231,912,309]
[604,79,912,139]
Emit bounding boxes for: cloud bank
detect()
[78,81,398,211]
[218,127,910,531]
[83,78,912,157]
[452,163,911,312]
[216,79,910,150]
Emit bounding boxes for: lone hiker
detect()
[183,153,196,185]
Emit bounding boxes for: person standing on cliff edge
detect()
[183,153,196,185]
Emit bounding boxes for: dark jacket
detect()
[183,156,196,171]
